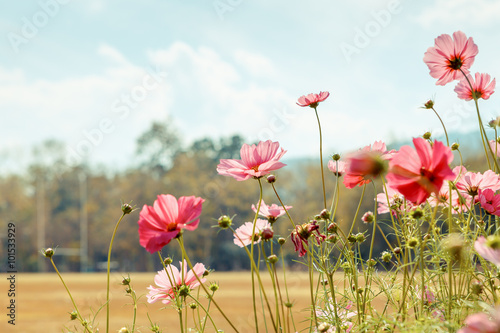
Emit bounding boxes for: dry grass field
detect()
[1,271,313,333]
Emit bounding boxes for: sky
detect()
[1,0,500,173]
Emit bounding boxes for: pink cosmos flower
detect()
[251,199,292,223]
[478,189,500,216]
[291,221,325,257]
[328,160,347,177]
[458,312,500,333]
[475,236,500,266]
[423,31,479,86]
[315,301,356,333]
[343,141,394,189]
[233,219,272,247]
[490,140,500,157]
[454,73,496,101]
[376,184,412,215]
[147,260,206,305]
[386,138,455,205]
[138,194,205,253]
[456,169,500,201]
[217,140,286,181]
[297,91,330,108]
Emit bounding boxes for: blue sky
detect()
[1,0,500,172]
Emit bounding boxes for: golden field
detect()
[1,271,314,333]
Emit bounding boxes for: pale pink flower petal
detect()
[233,219,271,247]
[475,236,500,266]
[455,73,496,100]
[297,91,330,108]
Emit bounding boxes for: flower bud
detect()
[121,202,134,214]
[332,153,341,161]
[267,254,279,264]
[408,237,418,248]
[327,234,338,244]
[451,142,460,151]
[203,269,211,277]
[164,257,173,265]
[347,234,357,243]
[121,276,131,285]
[70,311,78,320]
[209,283,219,292]
[319,209,330,220]
[422,132,432,140]
[266,175,276,183]
[411,208,424,219]
[471,281,483,295]
[381,251,392,263]
[355,232,365,243]
[178,285,190,297]
[362,211,374,224]
[218,215,232,229]
[278,237,286,245]
[284,302,293,308]
[118,328,129,333]
[327,222,338,233]
[367,258,376,267]
[393,247,401,255]
[261,226,274,240]
[423,99,434,109]
[42,248,54,258]
[189,303,197,309]
[125,287,132,294]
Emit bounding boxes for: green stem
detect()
[314,106,328,210]
[431,107,450,146]
[106,213,127,333]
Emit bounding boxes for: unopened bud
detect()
[70,311,78,320]
[266,175,276,183]
[327,234,338,244]
[362,211,374,224]
[471,281,483,295]
[267,254,279,264]
[42,248,54,258]
[423,99,434,109]
[408,237,418,248]
[164,257,173,265]
[278,237,286,245]
[318,322,331,332]
[118,328,129,333]
[327,222,338,233]
[209,283,219,292]
[423,132,432,140]
[411,208,424,219]
[261,226,274,240]
[189,303,197,309]
[121,202,134,214]
[178,285,190,297]
[332,153,341,161]
[451,142,460,151]
[393,247,401,255]
[355,232,365,243]
[218,215,232,229]
[121,276,131,285]
[381,251,392,263]
[319,209,330,220]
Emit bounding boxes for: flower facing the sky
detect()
[217,140,286,181]
[454,73,496,101]
[138,194,205,253]
[251,199,292,223]
[233,219,272,247]
[146,260,206,305]
[456,169,500,201]
[423,31,478,86]
[386,138,455,205]
[296,91,330,108]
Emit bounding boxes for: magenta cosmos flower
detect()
[138,194,205,253]
[296,91,330,108]
[386,138,455,205]
[454,73,496,101]
[251,199,292,223]
[147,260,206,304]
[478,189,500,216]
[291,221,325,257]
[424,31,478,86]
[233,219,272,247]
[217,140,286,181]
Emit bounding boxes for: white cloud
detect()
[416,0,500,28]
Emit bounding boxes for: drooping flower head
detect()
[251,199,292,223]
[297,91,330,108]
[424,31,478,86]
[217,140,286,181]
[454,73,496,101]
[233,219,272,248]
[138,194,205,253]
[386,138,455,205]
[146,260,206,305]
[291,220,325,257]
